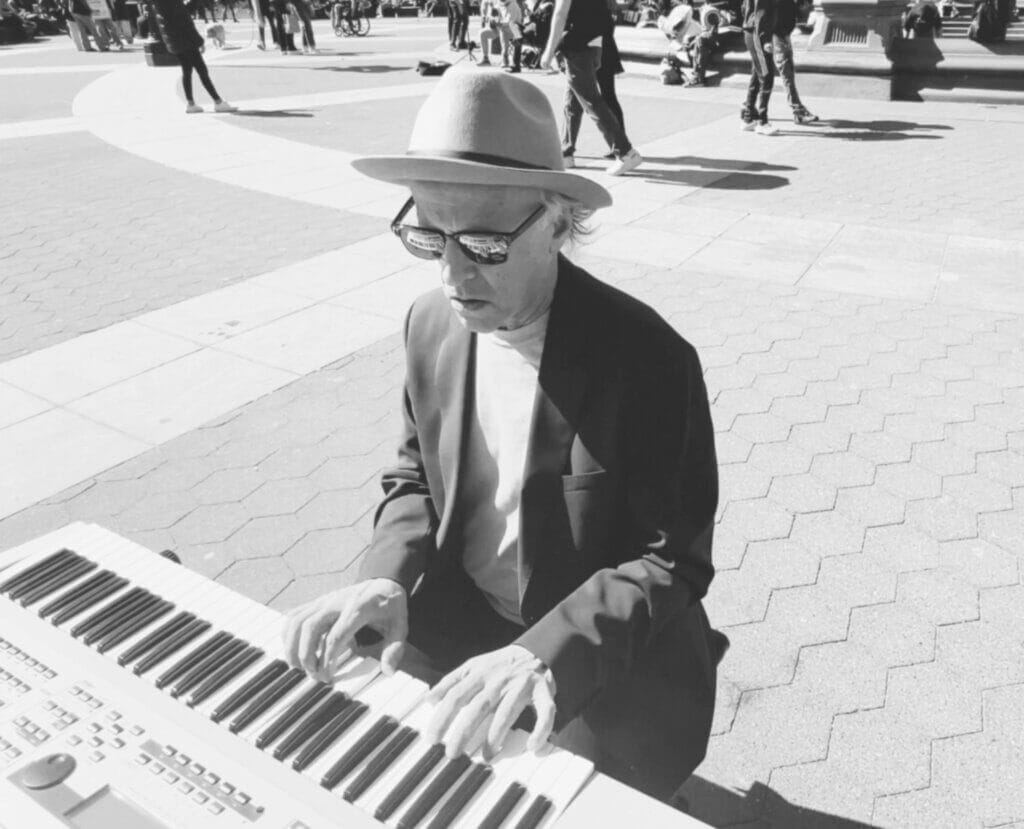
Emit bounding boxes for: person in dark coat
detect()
[596,0,625,143]
[772,0,818,122]
[152,0,237,113]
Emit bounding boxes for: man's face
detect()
[408,182,563,334]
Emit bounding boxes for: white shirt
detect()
[459,313,549,625]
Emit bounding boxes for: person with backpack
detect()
[152,0,238,113]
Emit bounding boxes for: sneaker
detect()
[214,101,237,113]
[793,110,819,124]
[602,151,615,160]
[607,148,642,176]
[185,103,203,114]
[562,155,575,169]
[504,66,521,73]
[740,119,756,131]
[754,121,779,135]
[478,58,491,66]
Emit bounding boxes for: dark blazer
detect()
[152,0,202,53]
[361,256,723,796]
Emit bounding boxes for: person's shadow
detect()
[228,109,315,118]
[785,119,954,141]
[681,777,881,828]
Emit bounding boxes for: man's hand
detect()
[425,645,556,760]
[538,46,556,71]
[282,579,408,682]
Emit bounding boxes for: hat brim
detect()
[352,155,613,210]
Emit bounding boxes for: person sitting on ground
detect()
[495,0,524,72]
[658,4,707,85]
[477,0,501,64]
[0,0,34,41]
[902,0,942,36]
[283,67,726,808]
[152,0,237,113]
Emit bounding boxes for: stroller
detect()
[520,0,553,68]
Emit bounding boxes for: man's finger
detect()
[442,690,496,758]
[485,673,532,760]
[282,605,321,668]
[526,679,556,752]
[426,664,468,704]
[380,639,406,675]
[426,674,482,744]
[379,605,409,675]
[317,606,362,681]
[297,610,342,678]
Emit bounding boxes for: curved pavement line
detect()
[71,57,422,214]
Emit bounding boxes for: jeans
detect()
[447,0,467,46]
[771,33,806,112]
[292,0,315,47]
[71,12,108,49]
[560,46,631,158]
[741,30,773,123]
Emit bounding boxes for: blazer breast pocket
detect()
[561,470,613,560]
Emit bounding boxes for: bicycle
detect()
[332,0,371,35]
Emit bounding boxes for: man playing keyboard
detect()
[281,69,726,808]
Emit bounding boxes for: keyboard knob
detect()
[16,753,77,790]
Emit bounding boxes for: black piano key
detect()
[39,570,114,619]
[7,551,84,602]
[153,630,231,689]
[375,744,447,822]
[344,725,418,803]
[228,668,306,734]
[426,762,493,829]
[133,618,211,675]
[82,591,158,646]
[142,621,218,679]
[17,558,97,607]
[294,700,369,774]
[187,645,264,708]
[397,754,473,829]
[97,600,175,654]
[513,795,553,829]
[168,636,246,698]
[211,660,289,724]
[0,549,76,594]
[270,691,352,760]
[478,781,528,829]
[70,586,146,638]
[117,611,194,666]
[253,683,332,749]
[51,575,129,626]
[319,714,398,787]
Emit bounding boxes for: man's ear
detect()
[549,206,571,250]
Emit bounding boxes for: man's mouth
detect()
[450,297,488,310]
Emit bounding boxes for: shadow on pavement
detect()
[312,64,409,73]
[682,778,881,828]
[789,119,953,141]
[230,109,315,117]
[638,168,790,189]
[643,155,797,172]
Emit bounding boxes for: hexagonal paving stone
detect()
[118,491,199,533]
[284,525,372,577]
[221,514,308,560]
[941,472,1015,516]
[258,445,331,481]
[904,496,979,542]
[217,558,294,605]
[191,467,266,505]
[170,502,250,546]
[896,569,980,626]
[861,524,939,574]
[747,442,815,476]
[873,462,943,501]
[720,498,794,544]
[242,478,319,518]
[268,568,364,612]
[834,485,906,529]
[766,474,837,514]
[789,511,865,559]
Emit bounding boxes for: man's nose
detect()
[440,238,478,288]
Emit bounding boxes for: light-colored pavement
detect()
[1,18,1022,828]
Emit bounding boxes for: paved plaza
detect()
[1,17,1023,828]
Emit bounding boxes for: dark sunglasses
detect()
[390,196,546,265]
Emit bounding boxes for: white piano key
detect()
[356,704,440,816]
[454,731,537,827]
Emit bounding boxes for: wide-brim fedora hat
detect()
[352,67,612,210]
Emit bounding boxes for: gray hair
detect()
[541,192,594,247]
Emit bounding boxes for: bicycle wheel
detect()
[354,14,370,34]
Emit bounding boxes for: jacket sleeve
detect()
[358,308,439,594]
[516,341,717,726]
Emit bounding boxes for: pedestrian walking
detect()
[539,0,642,175]
[64,0,109,49]
[596,0,625,129]
[289,0,316,52]
[739,0,778,134]
[89,0,127,48]
[220,0,237,20]
[152,0,238,114]
[773,0,818,123]
[447,0,468,48]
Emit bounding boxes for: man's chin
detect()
[449,298,500,332]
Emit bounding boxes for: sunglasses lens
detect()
[458,235,509,265]
[400,227,445,259]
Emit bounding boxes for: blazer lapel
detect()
[435,321,475,551]
[519,258,591,588]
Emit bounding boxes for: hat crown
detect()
[407,68,565,174]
